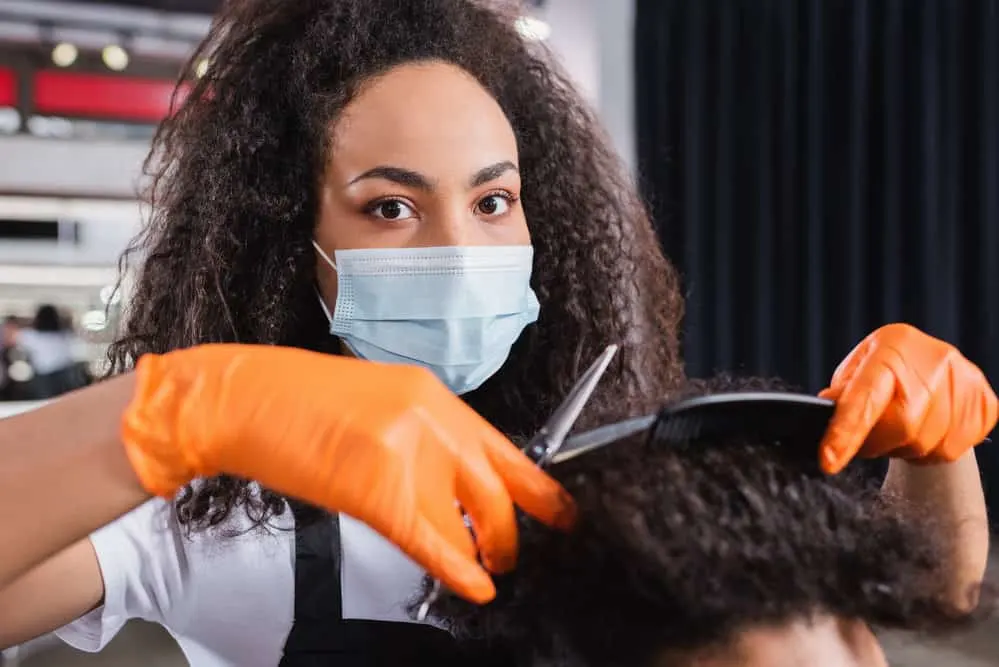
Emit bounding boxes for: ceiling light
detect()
[51,42,78,67]
[515,15,551,41]
[102,44,129,72]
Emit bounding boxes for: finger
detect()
[819,386,842,400]
[932,369,998,460]
[482,428,577,531]
[453,445,519,574]
[419,474,478,562]
[858,441,923,460]
[819,360,896,474]
[405,515,497,604]
[856,418,912,459]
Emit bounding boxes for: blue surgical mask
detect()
[313,242,540,395]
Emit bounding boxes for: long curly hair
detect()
[107,0,685,531]
[425,375,990,666]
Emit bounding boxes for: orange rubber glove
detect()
[120,344,576,603]
[818,323,998,475]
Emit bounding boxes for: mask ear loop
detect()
[312,240,338,271]
[312,240,338,323]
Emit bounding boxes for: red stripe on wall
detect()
[0,68,17,107]
[33,71,189,122]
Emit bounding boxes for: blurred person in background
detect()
[0,317,24,402]
[13,305,88,400]
[0,1,994,665]
[0,317,41,402]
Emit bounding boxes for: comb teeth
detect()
[650,412,706,444]
[645,393,836,471]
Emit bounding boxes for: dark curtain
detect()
[635,0,999,513]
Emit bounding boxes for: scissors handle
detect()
[415,343,620,622]
[524,431,557,464]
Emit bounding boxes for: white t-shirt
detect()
[15,330,77,375]
[55,496,429,667]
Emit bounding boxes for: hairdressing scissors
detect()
[414,342,620,621]
[548,412,658,465]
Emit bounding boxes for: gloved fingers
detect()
[405,514,497,605]
[452,436,519,574]
[959,366,999,442]
[416,455,479,564]
[854,417,916,459]
[858,441,924,461]
[930,367,998,460]
[818,385,841,401]
[481,424,577,532]
[819,359,896,475]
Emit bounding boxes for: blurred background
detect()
[0,0,996,665]
[0,0,208,413]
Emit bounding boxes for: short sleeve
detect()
[55,498,188,652]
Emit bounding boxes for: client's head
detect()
[424,375,986,667]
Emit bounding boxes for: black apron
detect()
[279,505,515,666]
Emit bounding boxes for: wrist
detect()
[120,353,204,497]
[883,450,983,505]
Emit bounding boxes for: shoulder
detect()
[58,492,297,656]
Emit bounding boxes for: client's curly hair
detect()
[106,0,684,530]
[425,375,990,666]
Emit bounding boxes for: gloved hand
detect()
[818,323,998,475]
[120,344,576,603]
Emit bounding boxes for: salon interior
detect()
[0,0,996,665]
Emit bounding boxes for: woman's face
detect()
[314,60,529,304]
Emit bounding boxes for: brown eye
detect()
[476,194,511,216]
[368,199,415,221]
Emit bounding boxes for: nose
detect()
[416,203,486,247]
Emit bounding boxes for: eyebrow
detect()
[469,160,518,188]
[349,166,432,190]
[348,161,519,191]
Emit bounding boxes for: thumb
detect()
[819,362,896,474]
[818,386,842,401]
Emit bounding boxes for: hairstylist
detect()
[1,1,995,665]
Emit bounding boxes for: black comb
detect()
[551,392,836,465]
[649,392,836,447]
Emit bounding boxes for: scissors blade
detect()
[525,343,619,465]
[549,414,657,465]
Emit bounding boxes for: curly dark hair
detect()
[423,375,989,666]
[106,0,684,530]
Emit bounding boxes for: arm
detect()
[818,324,996,610]
[0,374,148,589]
[1,496,189,650]
[0,344,573,608]
[0,540,103,648]
[882,453,989,610]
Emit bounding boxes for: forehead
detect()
[688,618,881,667]
[329,61,519,174]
